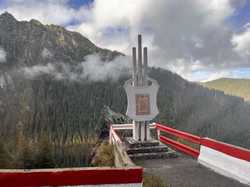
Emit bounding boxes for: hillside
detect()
[202,78,250,102]
[0,12,250,168]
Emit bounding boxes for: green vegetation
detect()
[0,142,11,168]
[0,136,55,169]
[202,78,250,101]
[176,137,200,150]
[91,141,114,167]
[0,124,95,169]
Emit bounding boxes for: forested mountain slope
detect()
[0,11,249,166]
[202,78,250,102]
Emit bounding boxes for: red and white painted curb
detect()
[155,123,250,185]
[0,167,143,187]
[198,138,250,185]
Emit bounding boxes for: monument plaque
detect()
[136,94,150,115]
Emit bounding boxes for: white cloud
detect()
[200,70,233,82]
[69,0,150,52]
[232,24,250,58]
[0,73,13,88]
[80,54,130,81]
[22,54,130,82]
[71,0,248,82]
[1,0,249,81]
[0,47,6,63]
[0,75,6,88]
[1,0,88,25]
[22,63,56,78]
[41,48,53,59]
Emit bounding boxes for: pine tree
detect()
[0,141,10,168]
[22,141,35,169]
[35,136,55,168]
[14,121,35,169]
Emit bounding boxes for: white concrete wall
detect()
[198,145,250,185]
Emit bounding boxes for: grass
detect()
[176,137,200,150]
[202,78,250,101]
[91,141,114,167]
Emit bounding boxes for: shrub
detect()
[91,141,114,167]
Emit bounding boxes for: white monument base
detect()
[133,121,152,142]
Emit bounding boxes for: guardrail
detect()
[109,125,122,144]
[109,124,136,167]
[109,122,250,185]
[155,123,201,158]
[0,124,144,187]
[154,122,250,185]
[198,137,250,185]
[200,137,250,162]
[0,167,143,187]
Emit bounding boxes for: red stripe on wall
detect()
[160,136,200,158]
[0,167,143,187]
[156,123,201,144]
[201,138,250,162]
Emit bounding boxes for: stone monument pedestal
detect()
[132,121,152,141]
[125,137,177,160]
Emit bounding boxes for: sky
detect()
[0,0,250,82]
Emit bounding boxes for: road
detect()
[135,154,248,187]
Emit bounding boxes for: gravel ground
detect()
[135,154,248,187]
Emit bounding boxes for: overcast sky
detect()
[0,0,250,82]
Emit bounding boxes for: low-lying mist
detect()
[21,54,130,82]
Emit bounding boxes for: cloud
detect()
[80,54,129,81]
[1,0,249,81]
[22,63,57,78]
[199,70,233,82]
[21,54,130,82]
[232,24,250,58]
[41,48,53,59]
[0,47,6,63]
[71,0,249,81]
[0,0,89,25]
[69,0,149,52]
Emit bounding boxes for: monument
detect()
[124,34,159,142]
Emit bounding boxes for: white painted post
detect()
[138,34,142,87]
[140,122,146,141]
[133,121,140,141]
[109,125,112,144]
[132,47,137,87]
[146,122,152,141]
[157,127,160,141]
[143,47,148,86]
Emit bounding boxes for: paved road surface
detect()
[135,154,248,187]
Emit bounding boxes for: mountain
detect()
[0,12,123,168]
[0,13,250,168]
[202,78,250,102]
[0,12,121,67]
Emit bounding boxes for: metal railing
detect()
[155,123,201,158]
[110,122,202,158]
[109,124,135,167]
